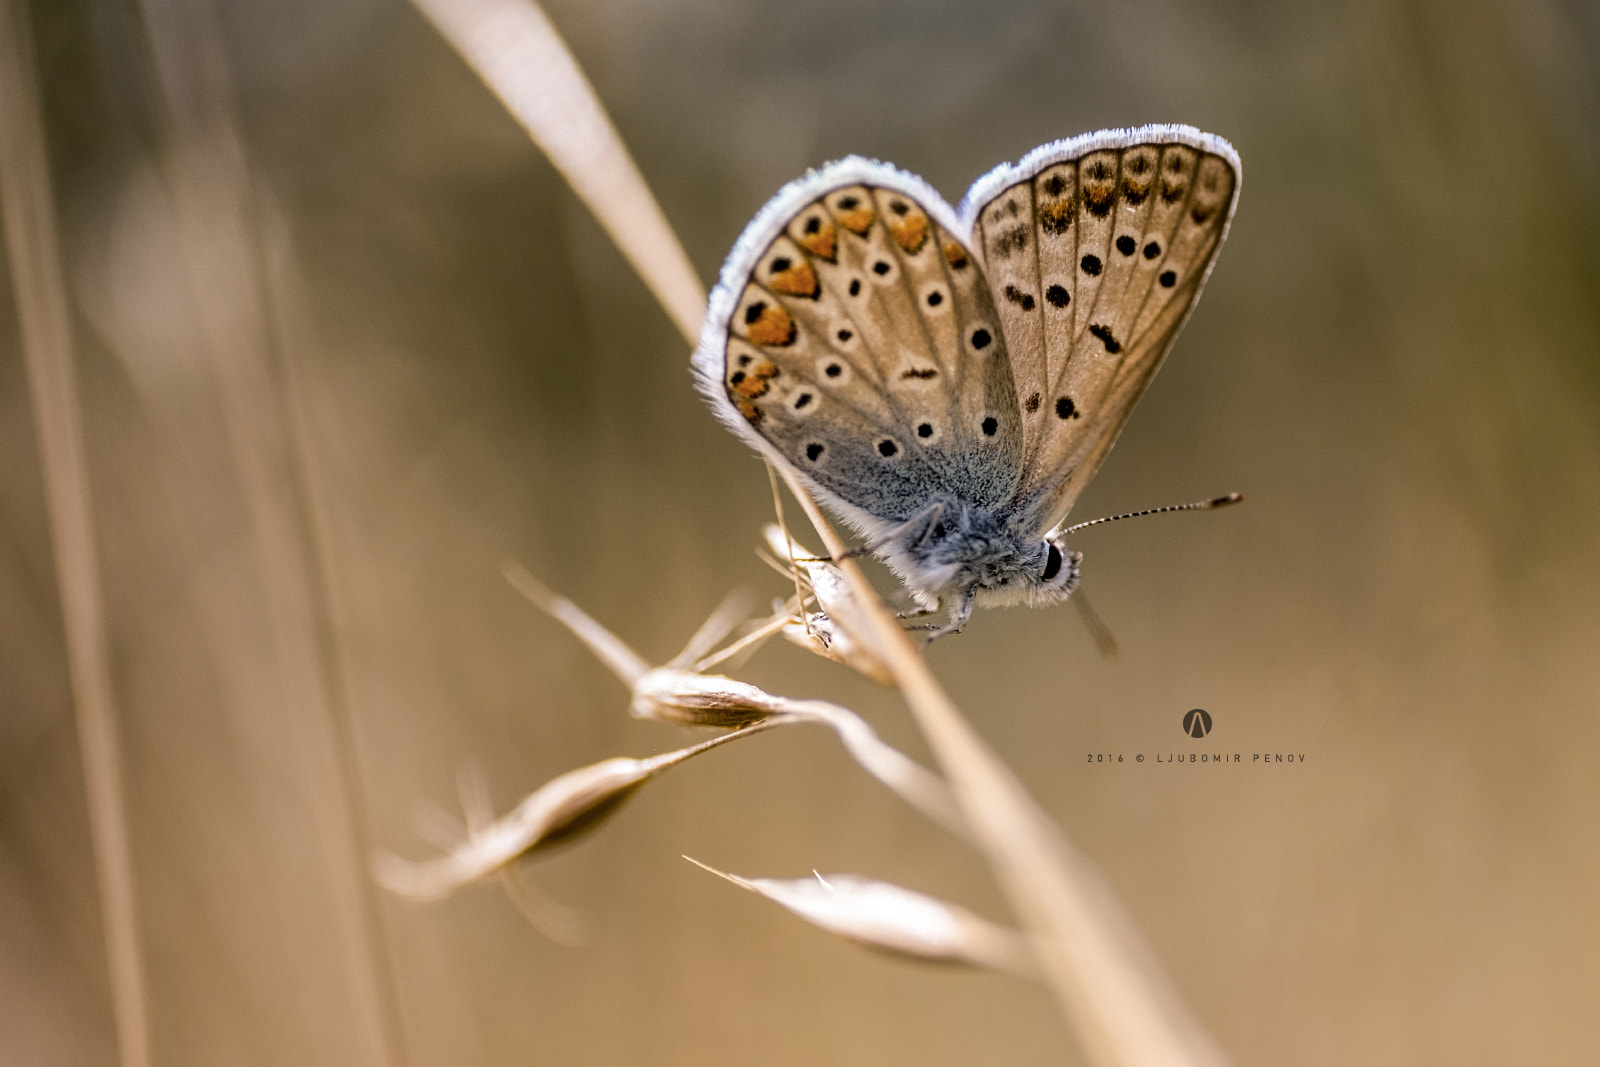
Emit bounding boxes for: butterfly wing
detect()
[959,126,1240,538]
[694,159,1024,539]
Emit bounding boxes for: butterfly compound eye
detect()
[1042,543,1063,582]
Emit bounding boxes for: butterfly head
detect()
[973,529,1082,609]
[879,501,1081,613]
[1035,530,1083,601]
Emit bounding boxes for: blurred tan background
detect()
[3,0,1598,1063]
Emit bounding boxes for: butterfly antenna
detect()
[1063,492,1243,534]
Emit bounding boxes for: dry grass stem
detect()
[688,608,792,673]
[763,524,895,684]
[676,587,758,666]
[376,724,777,900]
[410,0,705,339]
[503,559,652,684]
[683,858,1036,978]
[424,2,1231,1062]
[778,467,1230,1067]
[0,4,150,1063]
[502,562,965,834]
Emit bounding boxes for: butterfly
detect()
[692,125,1240,637]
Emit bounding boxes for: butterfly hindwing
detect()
[961,126,1240,537]
[695,160,1025,530]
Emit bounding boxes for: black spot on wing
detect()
[1003,285,1035,311]
[995,226,1030,257]
[1088,324,1122,354]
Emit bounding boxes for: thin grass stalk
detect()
[777,474,1227,1066]
[132,0,405,1062]
[411,0,705,341]
[417,2,1229,1062]
[377,723,783,900]
[0,3,150,1063]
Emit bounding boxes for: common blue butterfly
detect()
[693,126,1240,636]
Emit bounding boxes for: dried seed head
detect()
[630,666,788,727]
[379,757,656,900]
[782,612,895,685]
[686,859,1035,977]
[762,525,893,683]
[379,727,774,900]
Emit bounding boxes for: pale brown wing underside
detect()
[968,133,1239,535]
[712,173,1024,525]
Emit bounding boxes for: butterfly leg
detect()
[918,589,976,642]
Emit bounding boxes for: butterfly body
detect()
[694,126,1239,635]
[869,493,1080,625]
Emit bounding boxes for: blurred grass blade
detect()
[684,859,1035,977]
[132,0,406,1061]
[0,3,150,1064]
[378,725,776,900]
[775,699,966,839]
[670,586,756,669]
[503,559,652,684]
[411,0,706,340]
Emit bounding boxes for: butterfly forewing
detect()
[707,166,1025,525]
[964,129,1239,537]
[694,127,1237,621]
